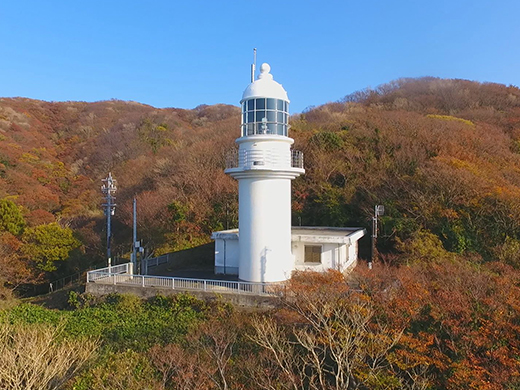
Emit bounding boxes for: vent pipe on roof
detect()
[251,48,257,83]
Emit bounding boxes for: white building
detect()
[213,227,365,276]
[213,63,365,283]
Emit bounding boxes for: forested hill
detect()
[1,77,520,289]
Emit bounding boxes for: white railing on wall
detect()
[87,263,132,282]
[86,263,280,296]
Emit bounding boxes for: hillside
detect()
[1,77,520,289]
[0,98,240,290]
[293,78,520,262]
[2,78,520,389]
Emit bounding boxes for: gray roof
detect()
[212,226,366,244]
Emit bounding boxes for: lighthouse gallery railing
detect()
[226,149,303,170]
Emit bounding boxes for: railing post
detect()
[172,278,175,289]
[204,280,207,291]
[237,282,241,294]
[142,276,145,287]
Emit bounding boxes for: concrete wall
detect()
[86,282,279,308]
[216,235,362,276]
[214,238,239,275]
[293,241,358,273]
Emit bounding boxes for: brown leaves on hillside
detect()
[243,262,520,389]
[354,260,520,389]
[292,80,520,257]
[2,77,520,272]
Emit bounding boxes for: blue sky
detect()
[1,0,518,113]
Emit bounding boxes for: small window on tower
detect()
[256,98,265,110]
[247,100,255,111]
[277,99,284,111]
[267,98,276,110]
[304,245,322,264]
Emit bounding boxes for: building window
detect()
[304,245,322,264]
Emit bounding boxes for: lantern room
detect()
[240,63,290,137]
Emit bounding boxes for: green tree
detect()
[21,223,81,272]
[138,118,172,154]
[0,198,25,236]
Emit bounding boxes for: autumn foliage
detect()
[0,78,520,387]
[0,78,520,283]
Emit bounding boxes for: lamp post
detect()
[101,173,117,268]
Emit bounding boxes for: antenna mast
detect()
[101,172,117,268]
[251,48,257,82]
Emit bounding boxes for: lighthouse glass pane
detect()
[285,102,289,112]
[256,110,266,122]
[247,100,254,111]
[277,112,284,123]
[242,113,246,123]
[267,110,276,122]
[267,98,276,110]
[277,99,284,111]
[266,123,275,134]
[247,112,254,122]
[256,98,265,109]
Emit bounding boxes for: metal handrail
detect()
[291,150,304,169]
[226,148,304,170]
[87,264,281,296]
[86,263,131,282]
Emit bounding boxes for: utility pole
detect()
[132,197,137,274]
[101,173,117,268]
[370,204,384,269]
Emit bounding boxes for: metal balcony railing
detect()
[226,148,239,169]
[226,148,304,170]
[291,150,304,169]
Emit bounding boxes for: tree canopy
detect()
[21,223,81,272]
[0,199,25,236]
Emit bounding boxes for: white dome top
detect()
[241,63,289,102]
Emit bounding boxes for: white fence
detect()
[86,263,281,296]
[87,263,132,282]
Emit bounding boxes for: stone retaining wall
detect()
[86,282,280,308]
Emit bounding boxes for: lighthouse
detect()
[225,63,305,283]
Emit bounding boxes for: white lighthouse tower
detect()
[225,63,304,283]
